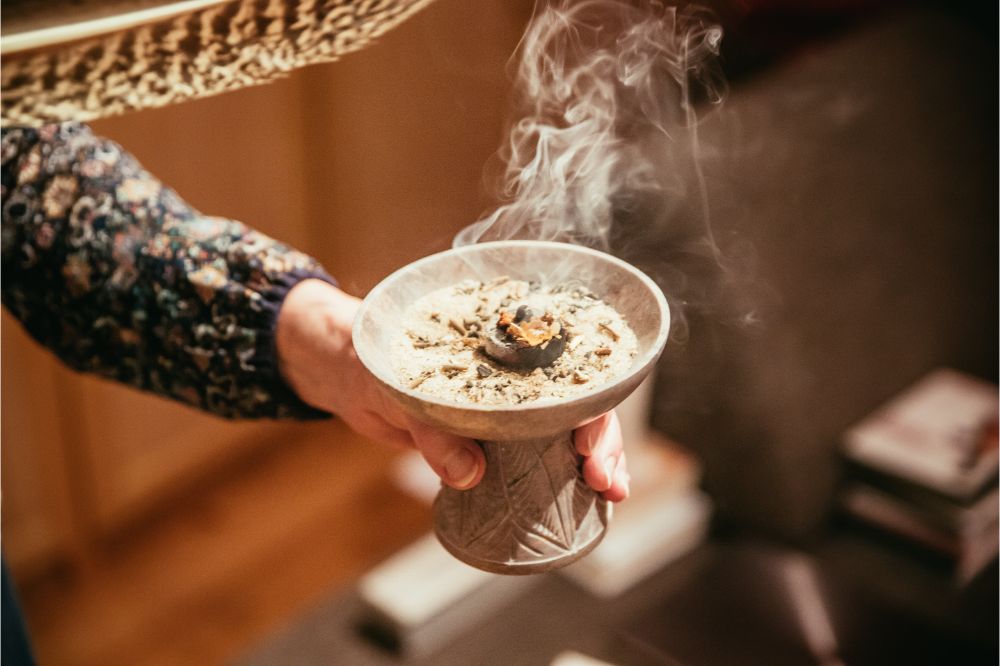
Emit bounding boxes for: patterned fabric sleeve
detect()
[1,123,333,419]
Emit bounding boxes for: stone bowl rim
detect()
[352,240,670,414]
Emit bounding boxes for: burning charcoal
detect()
[484,327,561,369]
[501,307,560,347]
[484,308,565,369]
[476,364,493,378]
[497,310,514,329]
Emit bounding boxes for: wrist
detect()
[275,278,360,412]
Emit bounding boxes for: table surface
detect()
[238,529,998,666]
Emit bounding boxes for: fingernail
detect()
[602,457,616,490]
[444,448,479,489]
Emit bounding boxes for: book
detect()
[843,369,999,501]
[840,483,999,584]
[844,463,998,537]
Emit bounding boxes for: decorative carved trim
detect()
[434,433,610,575]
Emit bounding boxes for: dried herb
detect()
[598,322,620,341]
[441,364,468,377]
[409,372,431,389]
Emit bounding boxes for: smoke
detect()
[454,0,726,259]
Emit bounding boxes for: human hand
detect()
[575,410,630,502]
[276,279,630,500]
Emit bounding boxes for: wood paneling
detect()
[66,374,293,530]
[1,313,79,574]
[298,0,533,294]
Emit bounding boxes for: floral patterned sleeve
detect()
[1,123,333,419]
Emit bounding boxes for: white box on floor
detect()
[357,533,536,657]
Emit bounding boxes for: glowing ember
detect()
[497,307,562,348]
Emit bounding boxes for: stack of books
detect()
[839,368,999,584]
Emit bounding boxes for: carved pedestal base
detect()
[433,433,610,575]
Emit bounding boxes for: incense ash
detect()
[390,277,638,405]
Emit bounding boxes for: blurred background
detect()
[2,0,997,664]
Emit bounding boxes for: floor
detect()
[16,421,431,665]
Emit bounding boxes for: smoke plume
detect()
[454,0,726,257]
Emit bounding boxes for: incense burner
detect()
[353,241,670,574]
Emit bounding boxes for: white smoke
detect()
[454,0,725,254]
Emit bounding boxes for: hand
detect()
[276,279,630,500]
[575,410,630,502]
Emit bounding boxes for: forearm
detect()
[1,123,331,419]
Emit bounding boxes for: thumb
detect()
[403,414,485,490]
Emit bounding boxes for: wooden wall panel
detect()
[298,0,534,294]
[89,75,313,250]
[1,313,78,574]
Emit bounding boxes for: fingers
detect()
[574,410,629,500]
[601,451,630,502]
[403,414,485,490]
[574,410,621,457]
